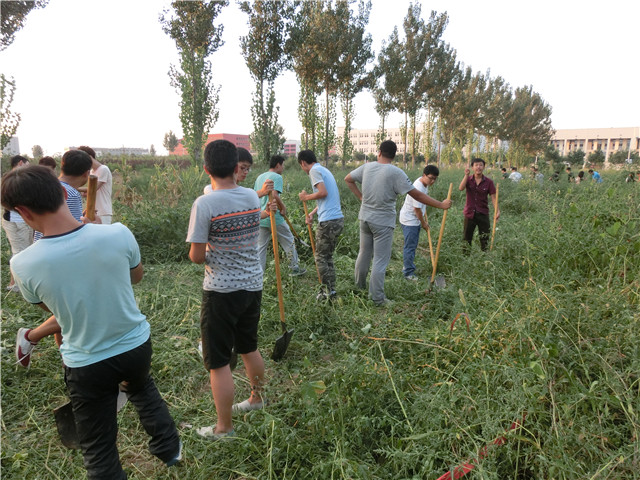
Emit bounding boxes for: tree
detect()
[160,1,227,166]
[587,149,605,165]
[1,0,48,51]
[150,144,156,156]
[298,77,319,151]
[163,130,179,154]
[372,83,394,146]
[32,145,43,159]
[0,75,20,151]
[288,0,372,164]
[609,149,639,165]
[566,149,585,166]
[239,0,291,163]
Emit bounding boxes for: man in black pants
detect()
[459,158,500,252]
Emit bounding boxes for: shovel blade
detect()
[271,328,294,361]
[53,401,81,450]
[434,274,446,289]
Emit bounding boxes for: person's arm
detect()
[414,207,429,230]
[130,262,144,284]
[306,206,318,225]
[256,179,274,198]
[189,243,206,264]
[458,168,470,191]
[407,189,451,210]
[273,191,286,216]
[260,198,278,219]
[299,182,328,202]
[344,173,362,201]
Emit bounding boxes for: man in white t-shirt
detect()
[78,146,113,224]
[399,165,440,281]
[345,140,452,306]
[509,166,523,183]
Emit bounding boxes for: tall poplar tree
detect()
[239,0,291,163]
[160,1,226,166]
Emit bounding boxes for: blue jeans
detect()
[401,224,421,277]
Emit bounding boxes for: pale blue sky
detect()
[2,0,638,156]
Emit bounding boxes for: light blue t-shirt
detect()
[11,223,150,368]
[308,163,343,223]
[255,171,284,228]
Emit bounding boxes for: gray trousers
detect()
[354,220,395,304]
[258,223,299,272]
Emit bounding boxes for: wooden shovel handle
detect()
[269,192,286,323]
[431,183,453,283]
[302,200,321,284]
[85,175,98,221]
[423,210,435,267]
[490,183,499,251]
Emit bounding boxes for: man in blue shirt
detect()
[298,150,344,300]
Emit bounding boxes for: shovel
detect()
[283,213,310,248]
[54,401,81,449]
[490,183,499,251]
[84,175,98,221]
[430,183,453,290]
[302,200,322,284]
[269,192,294,361]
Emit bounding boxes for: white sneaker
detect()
[232,399,264,414]
[15,328,36,368]
[196,425,234,440]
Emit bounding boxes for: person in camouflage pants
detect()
[298,150,344,300]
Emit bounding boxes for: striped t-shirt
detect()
[34,181,82,241]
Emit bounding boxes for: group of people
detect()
[3,139,503,478]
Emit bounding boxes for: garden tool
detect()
[490,183,499,251]
[84,175,98,221]
[430,183,453,290]
[270,192,294,360]
[283,213,310,248]
[302,200,321,284]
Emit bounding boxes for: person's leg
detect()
[476,213,491,251]
[235,291,264,407]
[209,366,235,433]
[26,315,61,343]
[315,218,343,291]
[354,221,373,289]
[257,226,271,272]
[401,224,420,277]
[368,223,395,304]
[276,223,299,270]
[462,216,477,254]
[65,361,125,480]
[240,350,265,404]
[2,219,33,287]
[118,339,180,464]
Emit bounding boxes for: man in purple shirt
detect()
[459,158,500,252]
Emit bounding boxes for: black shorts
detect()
[200,289,262,370]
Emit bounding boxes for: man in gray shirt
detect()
[345,140,452,305]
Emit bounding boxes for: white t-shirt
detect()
[399,178,428,226]
[509,171,523,182]
[91,164,113,216]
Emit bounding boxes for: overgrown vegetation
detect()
[2,163,639,479]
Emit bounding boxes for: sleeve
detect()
[186,197,210,244]
[11,264,40,304]
[393,169,414,195]
[119,224,142,268]
[488,178,497,195]
[273,174,284,194]
[349,165,364,183]
[309,167,324,189]
[96,165,110,183]
[406,180,425,208]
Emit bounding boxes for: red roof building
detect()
[171,133,252,156]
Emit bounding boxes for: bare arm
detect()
[459,168,470,191]
[130,262,144,284]
[407,189,451,210]
[273,191,286,216]
[299,182,328,202]
[256,179,274,198]
[189,243,207,264]
[344,174,362,201]
[413,207,429,230]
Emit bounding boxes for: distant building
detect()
[336,127,407,155]
[69,146,150,157]
[171,133,251,156]
[550,127,639,161]
[283,139,300,157]
[2,136,20,156]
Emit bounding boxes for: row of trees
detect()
[160,0,553,167]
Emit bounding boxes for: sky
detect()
[2,0,638,157]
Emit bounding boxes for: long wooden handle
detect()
[269,192,285,324]
[302,200,321,284]
[423,210,435,267]
[431,183,453,283]
[490,183,499,251]
[283,214,300,240]
[85,175,98,221]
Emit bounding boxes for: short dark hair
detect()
[39,156,57,169]
[61,150,92,176]
[204,140,238,178]
[10,155,29,168]
[238,147,253,165]
[76,145,96,159]
[588,169,594,173]
[1,165,64,214]
[565,167,571,171]
[379,140,397,159]
[298,150,317,165]
[511,166,517,171]
[423,164,439,177]
[471,157,485,166]
[501,167,506,172]
[269,155,285,169]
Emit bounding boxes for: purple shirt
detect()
[463,175,496,219]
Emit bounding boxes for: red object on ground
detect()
[435,414,526,480]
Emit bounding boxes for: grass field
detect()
[2,161,639,479]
